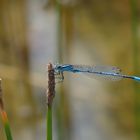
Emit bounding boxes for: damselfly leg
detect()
[54,71,64,83]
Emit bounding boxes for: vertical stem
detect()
[0,79,13,140]
[0,111,13,140]
[55,1,73,140]
[47,63,55,140]
[55,2,64,140]
[56,0,63,63]
[130,0,140,139]
[130,0,139,70]
[47,106,52,140]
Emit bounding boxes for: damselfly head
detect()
[53,63,63,72]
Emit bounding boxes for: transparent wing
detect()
[90,65,121,74]
[72,65,121,74]
[72,65,122,81]
[84,72,123,81]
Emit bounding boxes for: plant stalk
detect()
[0,79,13,140]
[46,63,55,140]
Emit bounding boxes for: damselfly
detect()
[53,64,140,82]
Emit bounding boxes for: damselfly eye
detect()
[56,66,62,70]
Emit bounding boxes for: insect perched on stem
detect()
[53,64,140,82]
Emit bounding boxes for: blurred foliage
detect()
[0,0,39,139]
[53,1,74,140]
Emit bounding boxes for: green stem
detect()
[56,0,63,63]
[1,111,13,140]
[130,0,139,70]
[47,106,52,140]
[4,121,13,140]
[130,0,140,139]
[55,1,64,139]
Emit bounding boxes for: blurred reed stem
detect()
[0,111,13,140]
[55,1,73,140]
[0,80,13,140]
[56,0,63,62]
[55,1,65,140]
[130,0,140,138]
[130,0,139,69]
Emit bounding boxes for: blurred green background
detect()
[0,0,140,140]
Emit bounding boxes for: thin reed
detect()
[55,1,73,139]
[0,79,13,140]
[47,106,53,140]
[47,63,55,140]
[130,0,140,139]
